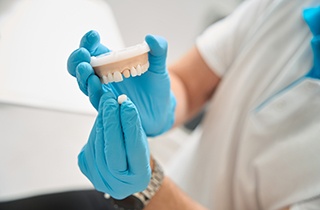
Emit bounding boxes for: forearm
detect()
[144,175,291,210]
[168,46,220,126]
[169,71,189,126]
[144,176,208,210]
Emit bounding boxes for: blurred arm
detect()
[169,46,221,126]
[145,176,208,210]
[145,176,291,210]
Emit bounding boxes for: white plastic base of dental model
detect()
[117,94,127,104]
[91,42,150,84]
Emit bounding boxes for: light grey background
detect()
[106,0,242,62]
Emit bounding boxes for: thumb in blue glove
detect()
[78,92,151,199]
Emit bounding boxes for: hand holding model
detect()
[67,30,176,136]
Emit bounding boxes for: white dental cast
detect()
[90,41,150,83]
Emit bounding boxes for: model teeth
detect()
[92,46,150,83]
[113,71,123,82]
[122,69,130,78]
[142,62,149,73]
[136,64,142,76]
[98,62,150,83]
[130,66,138,77]
[102,75,108,84]
[107,73,114,82]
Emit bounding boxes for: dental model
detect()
[90,42,150,84]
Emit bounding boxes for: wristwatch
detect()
[105,159,164,210]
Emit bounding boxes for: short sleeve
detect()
[196,0,274,77]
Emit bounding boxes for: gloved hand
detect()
[303,7,320,36]
[67,30,176,137]
[78,91,151,199]
[303,7,320,79]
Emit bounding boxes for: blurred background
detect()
[0,0,241,202]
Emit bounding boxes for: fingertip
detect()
[76,62,93,75]
[98,92,119,114]
[145,34,167,56]
[76,62,96,96]
[67,48,91,76]
[86,30,100,42]
[119,99,141,128]
[77,47,92,59]
[145,34,160,43]
[76,62,94,81]
[145,34,155,42]
[80,30,101,52]
[120,98,137,115]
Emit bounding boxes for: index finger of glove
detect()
[80,30,110,56]
[67,47,91,77]
[120,99,150,175]
[76,62,103,110]
[78,119,107,190]
[76,62,94,96]
[87,74,103,110]
[99,93,128,174]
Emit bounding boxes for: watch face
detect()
[111,195,144,210]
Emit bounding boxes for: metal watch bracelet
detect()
[133,158,164,206]
[105,158,164,210]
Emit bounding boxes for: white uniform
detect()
[168,0,320,209]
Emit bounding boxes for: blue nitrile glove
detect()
[67,30,176,137]
[303,7,320,79]
[303,7,320,36]
[78,92,151,199]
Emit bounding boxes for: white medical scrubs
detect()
[168,0,320,209]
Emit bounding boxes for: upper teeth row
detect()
[101,63,149,84]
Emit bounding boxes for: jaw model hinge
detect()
[90,42,150,84]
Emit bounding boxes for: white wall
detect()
[106,0,242,62]
[0,0,123,201]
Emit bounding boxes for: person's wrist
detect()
[105,157,164,210]
[150,156,155,172]
[133,157,164,206]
